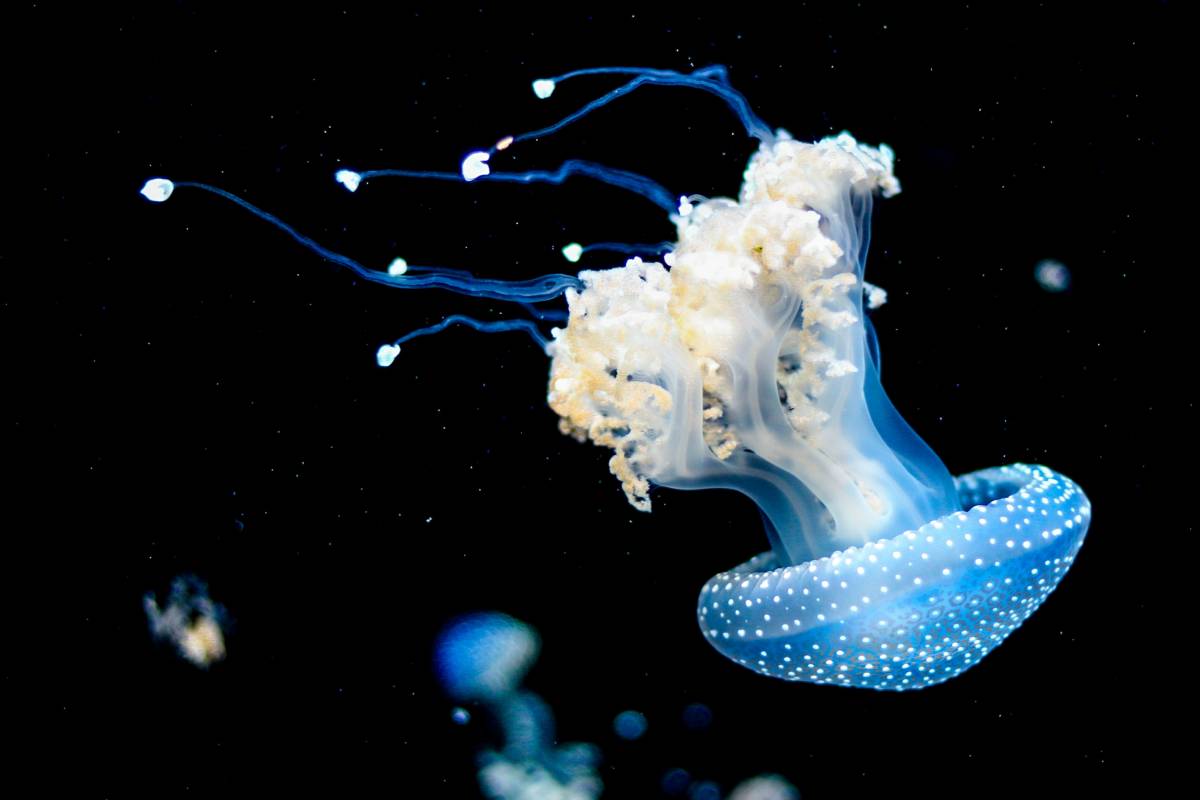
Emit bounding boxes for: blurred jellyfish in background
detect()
[435,613,602,800]
[728,775,800,800]
[661,768,693,797]
[144,65,1090,691]
[680,703,712,732]
[688,780,722,800]
[1035,258,1071,292]
[435,612,539,703]
[612,709,648,741]
[144,575,228,668]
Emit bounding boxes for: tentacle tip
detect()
[561,243,584,263]
[335,169,362,192]
[461,151,491,182]
[495,136,514,151]
[677,195,694,216]
[531,79,556,100]
[387,257,409,276]
[863,281,888,309]
[140,178,174,203]
[376,344,401,368]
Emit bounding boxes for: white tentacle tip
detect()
[335,169,362,192]
[461,151,490,182]
[562,243,583,263]
[376,344,401,367]
[531,79,556,100]
[140,178,174,203]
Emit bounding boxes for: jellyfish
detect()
[1035,258,1072,292]
[434,612,602,800]
[142,65,1089,691]
[728,774,800,800]
[144,575,228,668]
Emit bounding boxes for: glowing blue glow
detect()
[143,66,1089,691]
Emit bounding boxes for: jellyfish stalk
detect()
[546,131,962,566]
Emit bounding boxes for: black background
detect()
[15,3,1180,797]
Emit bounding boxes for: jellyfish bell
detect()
[699,464,1090,689]
[434,612,540,703]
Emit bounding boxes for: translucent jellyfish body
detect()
[143,65,1088,691]
[542,126,1091,691]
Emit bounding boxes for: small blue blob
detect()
[690,780,722,800]
[451,707,471,725]
[613,709,648,740]
[682,703,712,731]
[662,768,692,797]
